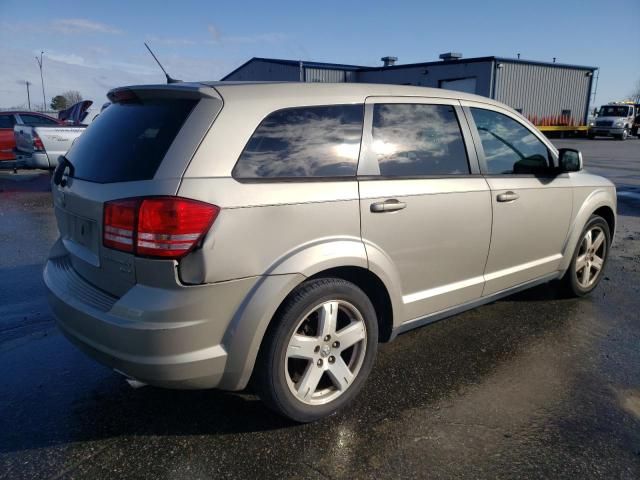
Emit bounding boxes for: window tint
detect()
[233,105,363,179]
[371,104,469,176]
[0,115,16,129]
[67,98,197,183]
[470,108,550,175]
[19,114,58,126]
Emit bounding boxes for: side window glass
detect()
[19,114,58,126]
[470,108,551,175]
[233,105,363,179]
[371,104,470,176]
[0,115,16,129]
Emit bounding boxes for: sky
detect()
[0,0,638,110]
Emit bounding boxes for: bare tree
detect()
[50,90,84,111]
[62,90,83,106]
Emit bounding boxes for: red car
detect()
[0,111,63,161]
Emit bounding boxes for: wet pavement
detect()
[1,139,639,479]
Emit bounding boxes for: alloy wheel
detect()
[575,225,606,288]
[284,300,367,405]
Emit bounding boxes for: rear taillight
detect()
[103,197,219,259]
[32,132,45,151]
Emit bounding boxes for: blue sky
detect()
[0,0,638,109]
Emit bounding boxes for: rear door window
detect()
[67,98,197,183]
[371,104,470,176]
[18,114,59,126]
[232,104,363,179]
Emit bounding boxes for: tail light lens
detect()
[103,197,219,259]
[32,132,45,151]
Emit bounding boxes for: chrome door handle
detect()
[496,191,520,202]
[370,199,407,213]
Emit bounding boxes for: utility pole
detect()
[35,51,46,111]
[25,81,31,110]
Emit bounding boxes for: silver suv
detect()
[45,82,616,422]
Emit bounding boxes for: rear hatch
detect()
[51,83,223,297]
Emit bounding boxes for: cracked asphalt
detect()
[1,138,639,479]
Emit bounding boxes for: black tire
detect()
[560,215,611,297]
[587,133,596,139]
[618,128,629,140]
[255,278,378,422]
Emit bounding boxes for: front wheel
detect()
[618,128,629,140]
[255,278,378,422]
[560,215,611,297]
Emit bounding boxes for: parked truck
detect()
[588,102,640,140]
[13,101,92,169]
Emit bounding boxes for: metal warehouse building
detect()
[222,53,597,128]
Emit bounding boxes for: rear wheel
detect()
[256,278,378,422]
[560,215,610,297]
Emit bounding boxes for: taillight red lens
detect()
[33,133,45,151]
[137,198,219,257]
[103,200,137,252]
[103,197,219,259]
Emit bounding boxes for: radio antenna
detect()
[144,42,181,84]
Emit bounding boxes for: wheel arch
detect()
[559,190,616,273]
[218,238,400,391]
[307,266,395,342]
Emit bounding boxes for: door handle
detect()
[496,191,520,203]
[370,199,407,213]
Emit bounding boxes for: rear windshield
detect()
[66,98,197,183]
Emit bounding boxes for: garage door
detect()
[440,78,477,94]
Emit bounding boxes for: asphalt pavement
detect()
[1,139,639,479]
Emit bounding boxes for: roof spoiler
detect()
[107,83,221,103]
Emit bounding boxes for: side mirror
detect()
[558,148,583,172]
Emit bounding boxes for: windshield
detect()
[598,106,631,117]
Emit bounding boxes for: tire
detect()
[587,133,595,139]
[255,278,378,422]
[560,215,611,297]
[619,128,629,140]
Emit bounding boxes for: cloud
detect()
[208,25,222,43]
[51,18,122,35]
[45,52,86,66]
[146,35,197,47]
[223,32,289,44]
[206,24,287,45]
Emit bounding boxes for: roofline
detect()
[358,56,597,72]
[356,56,497,72]
[494,57,597,71]
[222,55,597,80]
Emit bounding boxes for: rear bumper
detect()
[44,254,259,389]
[17,151,51,169]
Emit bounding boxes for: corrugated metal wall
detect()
[304,68,354,82]
[494,62,592,125]
[357,62,493,96]
[224,59,300,81]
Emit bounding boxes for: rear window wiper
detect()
[53,155,75,187]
